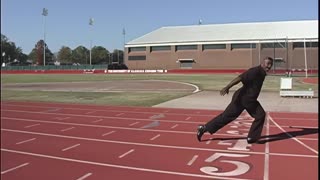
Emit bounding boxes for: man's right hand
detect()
[220,87,229,96]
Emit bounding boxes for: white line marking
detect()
[54,117,70,121]
[85,111,96,114]
[62,144,80,152]
[187,155,199,166]
[60,127,75,132]
[92,119,103,123]
[3,128,317,158]
[171,124,178,129]
[119,149,135,158]
[16,138,36,145]
[102,131,116,136]
[116,113,124,116]
[24,123,40,128]
[268,114,318,155]
[150,134,161,141]
[185,117,191,121]
[4,104,317,119]
[59,117,70,120]
[43,108,61,112]
[263,113,270,180]
[2,117,245,137]
[76,173,92,180]
[1,109,229,124]
[3,116,318,140]
[206,138,213,145]
[129,122,140,126]
[1,162,30,175]
[1,148,251,180]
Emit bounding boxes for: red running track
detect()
[1,101,318,180]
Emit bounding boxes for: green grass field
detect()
[1,74,317,106]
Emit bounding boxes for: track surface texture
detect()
[1,101,318,180]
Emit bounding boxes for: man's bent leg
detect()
[246,102,266,143]
[205,101,244,134]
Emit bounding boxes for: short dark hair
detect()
[264,56,274,62]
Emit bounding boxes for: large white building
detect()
[124,20,318,71]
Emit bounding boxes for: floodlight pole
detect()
[89,18,94,65]
[303,38,308,78]
[122,27,126,64]
[42,8,48,66]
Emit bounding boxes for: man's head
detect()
[261,57,273,72]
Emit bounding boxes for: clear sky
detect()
[1,0,318,54]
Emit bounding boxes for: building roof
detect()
[126,20,318,47]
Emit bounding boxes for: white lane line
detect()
[1,162,30,175]
[62,144,80,152]
[1,148,252,180]
[150,134,161,141]
[171,124,178,129]
[16,138,36,145]
[264,113,271,180]
[54,117,70,121]
[4,104,317,119]
[24,124,40,128]
[118,149,135,158]
[185,117,191,121]
[60,127,75,132]
[76,173,92,180]
[187,155,199,166]
[85,111,96,114]
[2,109,215,124]
[116,113,124,116]
[102,131,116,136]
[129,122,140,126]
[3,117,318,140]
[43,108,61,112]
[2,128,318,158]
[268,114,318,155]
[92,119,103,123]
[206,138,213,145]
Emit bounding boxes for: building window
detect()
[293,42,318,48]
[261,42,287,48]
[203,44,226,50]
[175,45,198,51]
[150,46,171,52]
[231,43,256,49]
[128,56,146,61]
[128,47,146,52]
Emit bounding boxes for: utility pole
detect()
[89,18,94,65]
[122,27,126,64]
[42,8,48,66]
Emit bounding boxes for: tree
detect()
[57,46,73,63]
[1,34,28,65]
[91,46,109,64]
[72,46,89,64]
[32,39,54,65]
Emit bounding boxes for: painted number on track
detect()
[200,153,250,176]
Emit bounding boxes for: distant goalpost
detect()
[256,37,314,78]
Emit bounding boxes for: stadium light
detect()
[89,18,94,65]
[42,8,48,66]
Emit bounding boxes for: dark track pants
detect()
[205,92,266,140]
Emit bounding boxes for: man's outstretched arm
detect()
[220,76,242,96]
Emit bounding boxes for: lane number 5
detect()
[200,153,250,176]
